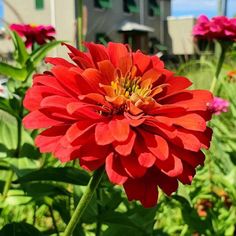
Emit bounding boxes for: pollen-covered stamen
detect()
[111,68,155,101]
[111,75,143,98]
[101,66,169,113]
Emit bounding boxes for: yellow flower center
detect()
[111,73,152,103]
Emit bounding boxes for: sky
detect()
[172,0,236,18]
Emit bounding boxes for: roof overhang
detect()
[118,21,154,33]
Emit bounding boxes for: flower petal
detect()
[138,152,156,168]
[23,110,63,129]
[108,117,130,142]
[139,130,169,161]
[35,125,69,152]
[97,60,116,84]
[124,170,159,208]
[85,42,109,65]
[95,122,115,145]
[133,51,151,74]
[107,42,132,75]
[45,57,76,68]
[121,154,147,178]
[155,153,183,177]
[105,153,128,184]
[66,121,95,143]
[113,130,136,156]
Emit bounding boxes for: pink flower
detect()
[193,15,236,41]
[0,84,3,94]
[10,24,56,48]
[208,96,229,115]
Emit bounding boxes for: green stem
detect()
[215,47,226,79]
[33,205,37,225]
[16,117,23,156]
[76,0,83,51]
[210,76,217,93]
[210,43,226,93]
[48,205,60,236]
[95,189,102,236]
[2,170,14,199]
[63,167,104,236]
[210,46,227,92]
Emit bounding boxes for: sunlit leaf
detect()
[11,31,29,65]
[0,62,27,81]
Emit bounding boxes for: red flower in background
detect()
[227,70,236,82]
[193,15,236,41]
[10,23,55,48]
[23,42,213,207]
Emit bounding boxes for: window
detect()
[95,33,111,45]
[148,0,160,17]
[35,0,44,10]
[123,0,139,14]
[94,0,112,9]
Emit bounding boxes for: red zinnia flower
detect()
[23,42,213,207]
[193,15,236,41]
[10,23,55,48]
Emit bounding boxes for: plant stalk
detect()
[76,0,83,51]
[2,170,14,199]
[63,167,104,236]
[95,188,102,236]
[210,49,225,93]
[49,205,60,236]
[210,42,228,92]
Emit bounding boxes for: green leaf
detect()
[12,31,29,65]
[101,211,143,229]
[53,197,71,224]
[103,225,143,236]
[28,40,63,67]
[19,143,41,160]
[5,157,39,176]
[15,167,90,185]
[176,183,192,206]
[22,182,70,197]
[0,62,27,81]
[0,110,17,157]
[0,222,42,236]
[0,98,20,119]
[128,206,157,232]
[2,189,32,206]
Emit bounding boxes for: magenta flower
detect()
[0,84,3,94]
[10,24,56,48]
[193,15,236,41]
[208,97,229,115]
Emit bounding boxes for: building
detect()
[0,0,171,56]
[167,16,196,55]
